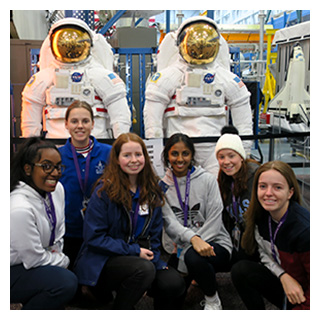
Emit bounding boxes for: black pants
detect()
[231,260,288,309]
[149,265,186,309]
[10,264,78,310]
[95,255,185,309]
[63,236,83,271]
[183,242,230,297]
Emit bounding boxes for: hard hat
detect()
[50,22,92,64]
[177,20,220,65]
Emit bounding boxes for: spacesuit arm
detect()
[107,97,132,138]
[90,69,131,138]
[21,71,52,137]
[225,75,253,155]
[144,69,182,138]
[143,98,167,139]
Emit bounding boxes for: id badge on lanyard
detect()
[173,170,191,258]
[43,193,57,246]
[231,183,241,251]
[71,142,92,218]
[172,169,191,227]
[268,210,288,263]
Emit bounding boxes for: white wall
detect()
[12,10,48,40]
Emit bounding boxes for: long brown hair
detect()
[218,158,259,206]
[241,160,302,255]
[97,133,164,210]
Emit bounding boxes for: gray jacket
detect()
[161,166,232,273]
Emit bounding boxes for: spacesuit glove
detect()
[145,127,164,139]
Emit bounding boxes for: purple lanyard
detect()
[71,141,92,196]
[172,170,191,227]
[130,199,140,238]
[231,182,239,223]
[43,193,56,246]
[268,209,288,263]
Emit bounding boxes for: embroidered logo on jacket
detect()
[95,161,105,175]
[171,203,204,231]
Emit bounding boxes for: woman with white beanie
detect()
[215,126,260,266]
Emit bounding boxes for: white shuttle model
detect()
[268,44,310,132]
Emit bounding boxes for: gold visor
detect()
[179,23,220,65]
[51,27,91,63]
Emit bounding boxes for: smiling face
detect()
[257,169,294,220]
[168,141,193,177]
[24,148,62,195]
[217,149,243,177]
[118,141,145,179]
[65,107,94,147]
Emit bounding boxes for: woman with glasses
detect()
[10,137,78,309]
[59,101,112,270]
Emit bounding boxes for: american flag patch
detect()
[233,76,244,88]
[108,73,122,85]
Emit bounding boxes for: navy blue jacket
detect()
[74,181,166,286]
[59,137,112,238]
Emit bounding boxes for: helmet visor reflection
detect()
[51,27,91,63]
[179,23,220,65]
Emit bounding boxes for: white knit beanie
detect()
[215,133,246,160]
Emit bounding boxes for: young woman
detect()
[59,100,112,269]
[74,133,185,309]
[231,161,310,310]
[215,125,260,265]
[160,133,232,310]
[10,137,78,309]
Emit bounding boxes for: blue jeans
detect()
[11,264,78,310]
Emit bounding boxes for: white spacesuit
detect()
[21,18,131,139]
[144,16,253,176]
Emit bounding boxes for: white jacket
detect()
[10,182,69,269]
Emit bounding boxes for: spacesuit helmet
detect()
[50,24,92,64]
[177,21,220,65]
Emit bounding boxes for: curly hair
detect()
[10,137,60,192]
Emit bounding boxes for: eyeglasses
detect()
[32,163,66,174]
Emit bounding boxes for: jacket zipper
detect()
[124,200,154,243]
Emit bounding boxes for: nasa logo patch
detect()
[203,73,215,84]
[71,72,84,82]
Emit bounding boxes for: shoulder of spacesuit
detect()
[214,66,251,104]
[87,68,127,103]
[22,69,55,95]
[214,66,248,89]
[88,67,124,86]
[147,65,183,92]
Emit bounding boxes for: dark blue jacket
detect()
[74,181,166,286]
[59,137,112,238]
